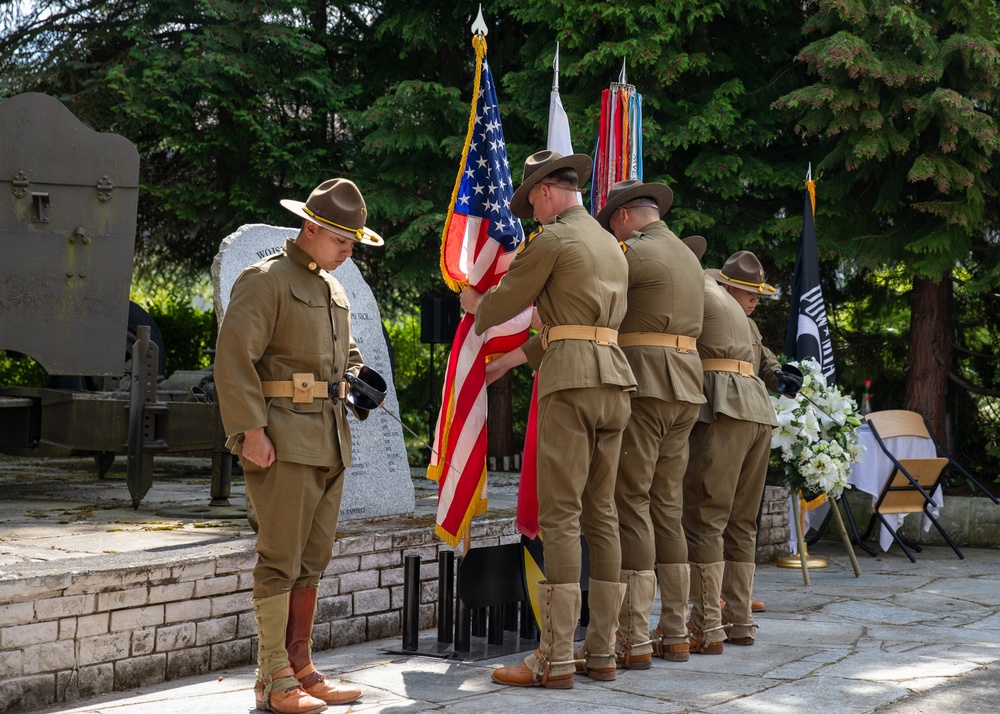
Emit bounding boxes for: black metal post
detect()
[519,600,536,640]
[437,550,454,644]
[503,601,518,631]
[487,604,504,645]
[402,555,420,651]
[472,607,487,637]
[454,556,471,652]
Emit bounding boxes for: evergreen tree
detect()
[772,0,1000,441]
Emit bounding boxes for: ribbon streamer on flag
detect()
[591,59,643,216]
[784,170,836,385]
[428,24,531,548]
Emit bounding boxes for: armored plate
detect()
[0,93,139,376]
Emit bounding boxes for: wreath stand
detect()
[778,492,862,585]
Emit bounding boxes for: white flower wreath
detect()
[770,358,866,499]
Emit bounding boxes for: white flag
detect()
[547,90,581,204]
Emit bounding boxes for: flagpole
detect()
[471,4,487,36]
[552,41,559,91]
[430,6,531,549]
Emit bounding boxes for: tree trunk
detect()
[905,274,950,443]
[487,370,514,464]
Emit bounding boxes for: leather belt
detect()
[701,358,754,377]
[618,332,697,353]
[260,373,347,403]
[539,324,618,350]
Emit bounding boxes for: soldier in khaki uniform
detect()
[461,150,636,688]
[215,179,382,714]
[680,246,779,656]
[595,180,705,667]
[714,251,784,620]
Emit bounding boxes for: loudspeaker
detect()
[420,296,460,344]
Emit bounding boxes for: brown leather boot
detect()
[721,595,767,613]
[614,570,655,670]
[722,561,759,646]
[492,649,575,689]
[687,621,724,655]
[254,666,328,714]
[286,588,362,705]
[651,563,691,662]
[651,626,690,662]
[574,579,626,680]
[688,562,726,654]
[493,582,581,689]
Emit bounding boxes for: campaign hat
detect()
[510,150,592,219]
[281,178,383,246]
[595,178,673,231]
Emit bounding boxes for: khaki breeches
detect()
[615,397,700,569]
[536,386,631,584]
[682,415,771,564]
[242,458,346,598]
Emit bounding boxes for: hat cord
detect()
[719,270,767,294]
[303,205,364,241]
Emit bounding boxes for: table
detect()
[788,424,942,553]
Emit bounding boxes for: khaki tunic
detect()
[750,318,781,392]
[476,205,635,585]
[614,221,705,569]
[215,239,368,597]
[683,276,776,565]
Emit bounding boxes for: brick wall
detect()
[0,518,520,713]
[757,485,792,563]
[0,496,791,713]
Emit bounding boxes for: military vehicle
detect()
[0,93,236,512]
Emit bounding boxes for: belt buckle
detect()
[328,380,348,403]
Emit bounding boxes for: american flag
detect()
[429,34,531,548]
[439,58,524,291]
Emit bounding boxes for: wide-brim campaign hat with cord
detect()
[510,149,593,219]
[595,178,674,231]
[280,178,384,246]
[681,235,707,261]
[706,250,776,294]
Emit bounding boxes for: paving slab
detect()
[3,456,1000,714]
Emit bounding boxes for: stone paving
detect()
[2,456,999,713]
[13,545,1000,714]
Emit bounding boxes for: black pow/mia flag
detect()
[784,180,836,386]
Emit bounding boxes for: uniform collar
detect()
[550,203,588,224]
[285,238,322,274]
[630,219,665,241]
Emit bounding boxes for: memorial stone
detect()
[211,223,415,520]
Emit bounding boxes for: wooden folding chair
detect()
[861,410,968,562]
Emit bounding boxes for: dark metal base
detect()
[383,625,586,662]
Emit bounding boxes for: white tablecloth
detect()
[787,424,942,553]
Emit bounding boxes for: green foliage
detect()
[0,352,45,388]
[130,276,214,375]
[383,313,448,466]
[3,0,1000,480]
[144,301,214,376]
[773,0,1000,277]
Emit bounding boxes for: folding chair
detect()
[860,410,981,562]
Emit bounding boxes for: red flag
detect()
[428,32,529,547]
